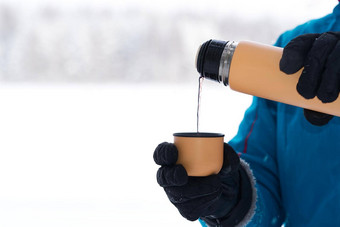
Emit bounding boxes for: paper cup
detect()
[173,132,224,176]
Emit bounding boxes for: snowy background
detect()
[0,0,337,226]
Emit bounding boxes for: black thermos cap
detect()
[196,39,228,82]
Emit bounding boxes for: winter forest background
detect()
[0,0,337,226]
[0,0,336,83]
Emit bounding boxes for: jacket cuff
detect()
[201,159,257,227]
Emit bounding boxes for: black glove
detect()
[280,32,340,125]
[153,142,253,226]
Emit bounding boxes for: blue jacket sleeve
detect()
[228,97,285,226]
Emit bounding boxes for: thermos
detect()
[196,39,340,117]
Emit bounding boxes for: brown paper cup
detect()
[173,132,224,177]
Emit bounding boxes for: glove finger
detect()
[153,142,178,166]
[303,109,333,126]
[157,165,188,187]
[317,41,340,103]
[297,32,339,99]
[280,33,320,74]
[169,175,221,200]
[165,175,222,221]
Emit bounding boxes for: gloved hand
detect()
[154,142,253,226]
[279,32,340,125]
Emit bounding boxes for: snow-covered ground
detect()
[0,82,251,226]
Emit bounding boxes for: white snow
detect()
[0,82,251,226]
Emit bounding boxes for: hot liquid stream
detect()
[197,76,204,133]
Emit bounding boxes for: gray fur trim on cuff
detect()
[236,158,257,227]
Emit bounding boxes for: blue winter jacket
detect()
[203,3,340,227]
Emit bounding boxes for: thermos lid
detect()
[196,39,228,82]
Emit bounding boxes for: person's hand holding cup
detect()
[153,132,244,223]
